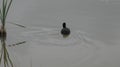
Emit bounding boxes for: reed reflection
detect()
[0,29,13,67]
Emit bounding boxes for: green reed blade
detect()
[4,0,7,16]
[6,49,13,67]
[0,0,13,26]
[4,46,9,67]
[5,0,13,19]
[0,47,3,65]
[0,9,2,20]
[1,0,6,26]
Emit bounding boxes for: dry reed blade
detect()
[8,22,26,28]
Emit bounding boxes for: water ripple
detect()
[21,26,105,48]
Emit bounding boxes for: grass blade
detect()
[2,0,6,26]
[4,0,7,16]
[6,48,13,67]
[0,9,3,20]
[5,0,13,18]
[0,47,3,65]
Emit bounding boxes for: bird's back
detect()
[61,28,70,36]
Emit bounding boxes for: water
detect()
[3,0,120,67]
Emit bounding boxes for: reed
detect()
[0,0,12,28]
[0,0,13,67]
[0,39,13,67]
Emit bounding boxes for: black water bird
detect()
[61,22,70,37]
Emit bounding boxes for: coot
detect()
[61,22,70,37]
